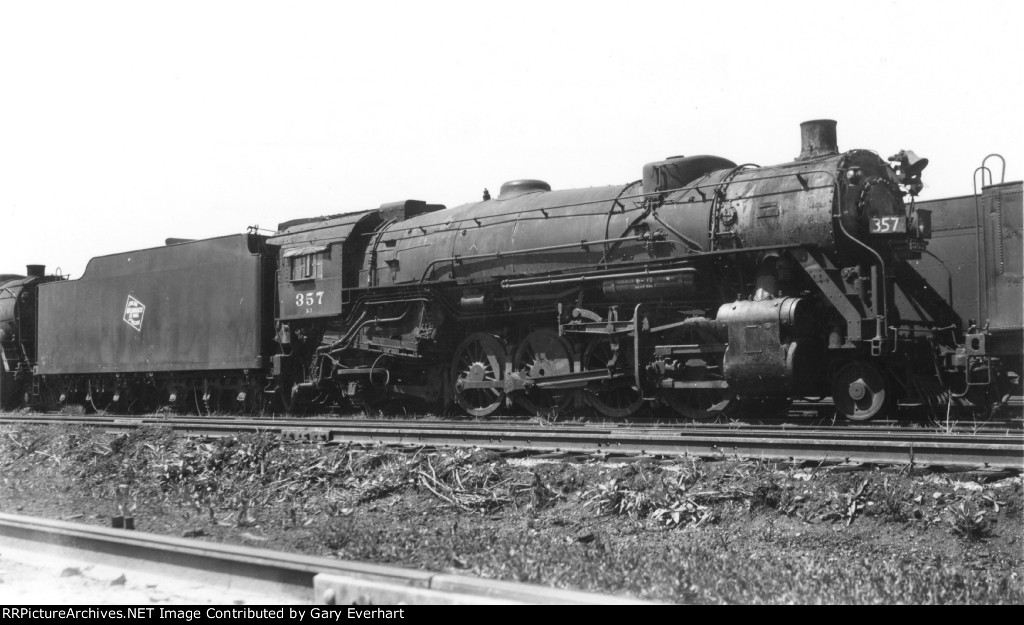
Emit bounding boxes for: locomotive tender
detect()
[1,120,1020,420]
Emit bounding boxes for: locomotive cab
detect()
[267,199,445,410]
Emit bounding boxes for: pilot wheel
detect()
[832,361,888,421]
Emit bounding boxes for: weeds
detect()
[820,479,871,526]
[749,478,785,511]
[946,500,992,542]
[875,477,913,523]
[585,465,740,527]
[585,478,655,519]
[416,454,512,512]
[2,424,1022,605]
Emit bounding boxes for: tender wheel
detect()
[451,332,507,417]
[37,381,61,413]
[662,326,733,420]
[832,361,888,421]
[582,339,644,418]
[512,329,574,416]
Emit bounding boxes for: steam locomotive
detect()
[2,120,1020,420]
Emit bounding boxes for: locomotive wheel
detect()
[451,332,507,418]
[38,383,61,413]
[662,326,733,420]
[512,329,574,416]
[582,339,644,418]
[832,361,888,421]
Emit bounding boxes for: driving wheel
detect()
[512,328,574,416]
[582,338,644,418]
[451,332,507,417]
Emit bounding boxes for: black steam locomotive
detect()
[1,120,1020,421]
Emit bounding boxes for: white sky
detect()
[1,0,1021,277]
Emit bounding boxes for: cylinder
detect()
[797,120,838,160]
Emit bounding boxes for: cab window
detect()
[288,250,327,281]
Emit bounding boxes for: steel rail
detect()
[4,412,1021,431]
[0,513,646,605]
[3,413,1021,441]
[2,414,1021,469]
[309,427,1022,469]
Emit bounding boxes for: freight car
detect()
[906,160,1022,415]
[1,120,1019,421]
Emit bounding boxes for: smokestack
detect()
[26,265,45,278]
[797,119,838,160]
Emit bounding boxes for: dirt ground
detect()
[1,424,1021,604]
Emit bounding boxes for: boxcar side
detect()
[910,181,1023,357]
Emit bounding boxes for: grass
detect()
[301,517,1020,604]
[1,423,1021,604]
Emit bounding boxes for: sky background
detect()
[1,0,1021,278]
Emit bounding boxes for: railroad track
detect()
[0,513,646,605]
[3,412,1019,433]
[3,413,1022,470]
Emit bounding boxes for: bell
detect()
[900,150,929,177]
[889,150,929,177]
